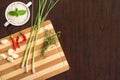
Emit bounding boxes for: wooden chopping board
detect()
[0,20,69,80]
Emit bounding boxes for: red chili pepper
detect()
[10,35,17,51]
[16,36,20,48]
[20,32,27,42]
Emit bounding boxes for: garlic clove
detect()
[11,53,19,59]
[8,49,14,56]
[7,57,14,62]
[0,54,7,60]
[0,39,8,44]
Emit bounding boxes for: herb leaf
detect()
[8,11,17,16]
[19,10,26,15]
[8,8,26,17]
[41,30,61,56]
[15,8,18,12]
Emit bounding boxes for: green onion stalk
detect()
[21,0,59,73]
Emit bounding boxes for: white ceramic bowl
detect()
[4,1,32,27]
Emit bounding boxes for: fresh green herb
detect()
[41,30,61,56]
[21,0,59,74]
[8,8,26,17]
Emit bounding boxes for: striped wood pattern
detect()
[0,20,69,80]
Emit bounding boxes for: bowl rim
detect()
[5,1,30,26]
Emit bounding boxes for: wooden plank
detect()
[0,20,69,80]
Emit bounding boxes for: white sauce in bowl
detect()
[5,2,30,26]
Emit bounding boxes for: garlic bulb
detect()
[7,57,14,62]
[0,39,8,44]
[11,53,19,59]
[8,49,14,56]
[0,54,7,60]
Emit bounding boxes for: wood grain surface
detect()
[0,0,120,80]
[0,20,69,80]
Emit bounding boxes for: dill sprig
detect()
[41,30,61,56]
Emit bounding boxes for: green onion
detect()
[21,0,59,74]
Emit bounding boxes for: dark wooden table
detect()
[1,0,120,80]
